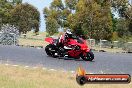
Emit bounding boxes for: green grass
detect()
[18,31,62,47]
[0,65,131,88]
[0,75,35,88]
[18,38,48,46]
[19,31,48,46]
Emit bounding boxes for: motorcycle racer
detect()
[64,29,72,41]
[58,29,73,47]
[45,29,94,61]
[58,29,73,57]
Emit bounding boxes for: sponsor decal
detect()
[76,66,131,85]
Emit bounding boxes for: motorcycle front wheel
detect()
[81,51,94,61]
[45,44,53,56]
[45,44,59,58]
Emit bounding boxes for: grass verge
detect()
[18,38,125,53]
[0,65,131,88]
[18,38,48,46]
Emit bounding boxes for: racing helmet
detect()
[65,29,72,38]
[66,29,72,34]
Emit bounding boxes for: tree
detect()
[44,7,60,35]
[44,0,65,35]
[0,0,13,28]
[127,5,132,34]
[69,0,113,40]
[117,18,130,37]
[65,0,78,12]
[111,0,132,36]
[111,0,129,18]
[50,0,64,10]
[0,0,22,29]
[7,0,22,5]
[64,0,78,29]
[43,0,131,40]
[111,13,118,32]
[128,20,132,33]
[45,17,59,36]
[11,3,40,34]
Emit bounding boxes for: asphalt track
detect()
[0,45,132,74]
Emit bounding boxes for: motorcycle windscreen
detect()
[45,37,54,44]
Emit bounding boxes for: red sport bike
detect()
[45,34,94,61]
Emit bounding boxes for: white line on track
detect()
[25,66,29,68]
[4,63,78,74]
[12,65,18,67]
[33,67,38,69]
[5,64,9,66]
[42,67,47,70]
[49,69,57,71]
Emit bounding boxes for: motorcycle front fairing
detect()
[68,38,90,53]
[65,38,90,57]
[80,40,90,52]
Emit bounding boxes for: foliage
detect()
[117,18,131,37]
[0,0,40,34]
[45,17,59,36]
[43,0,114,40]
[11,3,40,34]
[65,0,78,11]
[111,0,132,38]
[44,0,65,35]
[0,0,14,28]
[111,32,119,41]
[68,0,113,40]
[111,0,129,18]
